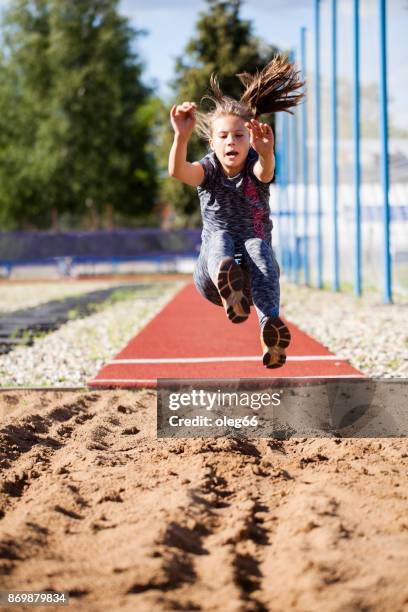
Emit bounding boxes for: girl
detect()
[168,56,304,368]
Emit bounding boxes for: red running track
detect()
[89,284,363,388]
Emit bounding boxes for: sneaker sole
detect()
[262,317,291,368]
[217,258,250,324]
[263,347,287,369]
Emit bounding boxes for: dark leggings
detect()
[193,230,280,328]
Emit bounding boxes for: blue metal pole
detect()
[331,0,340,291]
[300,26,310,285]
[291,102,299,285]
[314,0,323,288]
[282,111,290,277]
[275,113,283,267]
[289,50,298,284]
[353,0,362,296]
[379,0,392,303]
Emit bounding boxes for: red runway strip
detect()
[90,284,362,388]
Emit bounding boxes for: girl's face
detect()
[209,114,250,176]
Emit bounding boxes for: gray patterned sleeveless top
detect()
[197,148,273,247]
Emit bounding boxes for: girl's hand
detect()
[170,101,197,139]
[245,119,274,158]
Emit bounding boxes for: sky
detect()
[0,0,406,122]
[119,0,313,97]
[117,0,408,125]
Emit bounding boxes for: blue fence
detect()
[0,229,202,277]
[273,0,408,301]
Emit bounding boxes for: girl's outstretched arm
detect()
[168,102,204,187]
[245,119,275,183]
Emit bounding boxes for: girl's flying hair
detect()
[195,54,305,141]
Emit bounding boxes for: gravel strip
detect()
[280,281,408,378]
[0,280,138,313]
[0,282,185,387]
[0,279,407,386]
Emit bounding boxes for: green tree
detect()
[159,0,278,226]
[0,0,157,230]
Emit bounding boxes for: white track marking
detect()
[90,374,365,384]
[89,379,157,384]
[107,355,348,365]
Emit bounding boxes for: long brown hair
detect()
[195,54,305,141]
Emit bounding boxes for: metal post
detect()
[331,0,340,291]
[289,50,299,284]
[291,102,299,285]
[275,113,284,268]
[353,0,362,295]
[314,0,323,288]
[300,26,310,285]
[282,111,290,277]
[379,0,392,303]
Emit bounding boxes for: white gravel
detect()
[0,280,136,313]
[280,281,408,378]
[0,278,407,387]
[0,282,185,387]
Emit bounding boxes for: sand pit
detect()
[0,390,408,611]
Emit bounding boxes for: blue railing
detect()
[0,229,202,277]
[274,0,406,300]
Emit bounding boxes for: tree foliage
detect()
[0,0,158,230]
[159,0,278,226]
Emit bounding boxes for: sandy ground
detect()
[0,390,408,612]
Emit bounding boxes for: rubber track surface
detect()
[90,284,362,388]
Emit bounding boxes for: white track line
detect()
[108,355,347,365]
[90,375,365,384]
[90,379,157,385]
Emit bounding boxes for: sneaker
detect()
[217,257,250,324]
[261,316,291,368]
